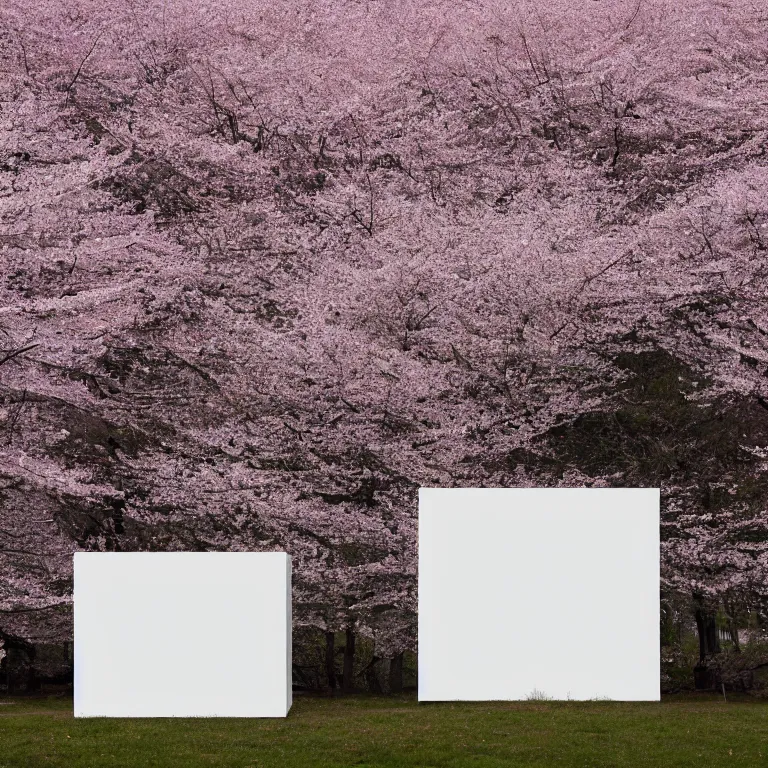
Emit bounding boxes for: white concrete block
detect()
[418,488,659,701]
[74,552,292,717]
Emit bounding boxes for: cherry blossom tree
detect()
[1,0,767,690]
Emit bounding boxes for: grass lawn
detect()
[0,692,766,767]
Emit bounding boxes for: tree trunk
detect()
[693,663,719,690]
[27,643,40,693]
[4,646,12,695]
[388,652,404,694]
[364,656,382,693]
[325,632,336,692]
[723,600,741,651]
[693,599,721,690]
[342,627,355,693]
[729,620,741,651]
[694,605,721,663]
[26,664,40,693]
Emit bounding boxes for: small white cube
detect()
[74,552,292,717]
[418,488,660,701]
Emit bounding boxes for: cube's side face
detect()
[285,553,292,713]
[418,488,660,702]
[74,552,292,717]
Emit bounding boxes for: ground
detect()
[0,693,765,767]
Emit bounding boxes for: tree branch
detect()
[0,344,39,367]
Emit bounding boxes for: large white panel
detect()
[418,488,659,701]
[74,552,292,717]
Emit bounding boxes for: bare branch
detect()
[0,344,39,367]
[64,33,103,106]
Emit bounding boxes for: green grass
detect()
[0,693,766,767]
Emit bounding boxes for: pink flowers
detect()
[1,0,766,655]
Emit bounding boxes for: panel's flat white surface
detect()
[74,552,291,717]
[418,488,659,702]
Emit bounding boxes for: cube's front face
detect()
[418,488,660,702]
[74,552,291,717]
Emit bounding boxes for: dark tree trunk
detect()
[388,652,404,694]
[729,620,741,651]
[693,664,719,690]
[694,605,721,663]
[26,664,40,693]
[364,656,382,693]
[723,600,741,651]
[325,631,336,692]
[4,646,11,694]
[342,627,355,693]
[693,599,721,690]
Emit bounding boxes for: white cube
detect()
[74,552,292,717]
[418,488,660,702]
